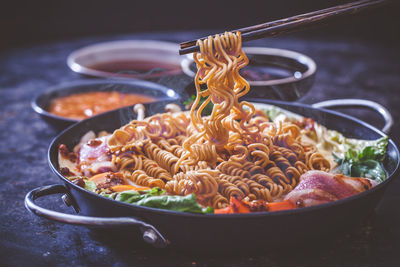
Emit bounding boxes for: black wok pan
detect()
[25,99,399,251]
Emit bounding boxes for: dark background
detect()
[1,0,399,50]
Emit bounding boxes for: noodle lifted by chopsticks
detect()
[107,32,331,208]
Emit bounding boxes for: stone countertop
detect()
[0,31,399,266]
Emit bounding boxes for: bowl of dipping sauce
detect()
[67,40,183,79]
[181,47,316,101]
[32,79,179,130]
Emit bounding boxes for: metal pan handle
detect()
[25,184,168,248]
[311,99,393,134]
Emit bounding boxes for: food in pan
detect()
[58,32,388,214]
[49,91,156,120]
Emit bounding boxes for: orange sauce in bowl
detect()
[48,91,156,120]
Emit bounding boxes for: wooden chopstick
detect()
[180,0,372,49]
[179,0,387,55]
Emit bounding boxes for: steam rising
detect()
[92,66,193,128]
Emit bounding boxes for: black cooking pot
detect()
[25,99,399,251]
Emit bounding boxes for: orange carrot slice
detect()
[215,198,296,214]
[110,185,150,192]
[88,172,110,184]
[214,206,232,214]
[230,197,251,213]
[267,200,295,212]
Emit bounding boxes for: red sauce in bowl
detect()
[48,91,156,120]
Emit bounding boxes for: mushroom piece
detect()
[133,104,145,121]
[165,103,181,113]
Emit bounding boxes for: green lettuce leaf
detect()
[99,191,117,199]
[135,193,213,214]
[115,187,165,203]
[84,180,97,192]
[100,187,213,214]
[142,187,166,196]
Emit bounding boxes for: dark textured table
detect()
[1,32,399,266]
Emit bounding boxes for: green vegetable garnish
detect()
[100,187,213,214]
[135,194,213,213]
[184,95,214,116]
[182,94,196,106]
[115,187,165,203]
[84,180,97,192]
[264,107,283,121]
[334,136,388,182]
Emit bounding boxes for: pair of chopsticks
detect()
[179,0,387,55]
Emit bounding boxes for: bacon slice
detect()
[78,134,117,176]
[59,131,117,177]
[284,170,377,208]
